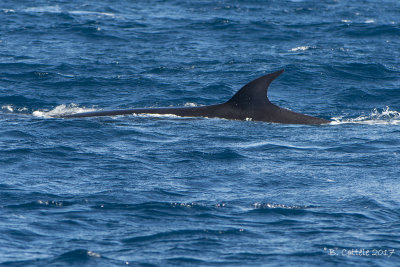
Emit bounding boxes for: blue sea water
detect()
[1,0,400,266]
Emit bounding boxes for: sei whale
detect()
[57,69,330,124]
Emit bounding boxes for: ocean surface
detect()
[1,0,400,266]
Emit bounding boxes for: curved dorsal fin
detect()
[226,69,284,108]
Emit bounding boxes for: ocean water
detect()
[1,0,400,266]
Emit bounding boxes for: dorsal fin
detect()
[226,69,284,108]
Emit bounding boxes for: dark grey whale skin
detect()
[57,70,330,125]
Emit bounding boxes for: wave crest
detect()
[33,104,99,118]
[332,107,400,125]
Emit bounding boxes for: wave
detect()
[343,23,400,38]
[23,6,117,18]
[289,46,314,52]
[31,103,202,119]
[1,105,28,113]
[331,107,400,125]
[252,202,310,209]
[1,249,127,266]
[32,104,99,118]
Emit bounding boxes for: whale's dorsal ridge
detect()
[57,68,330,124]
[226,69,284,108]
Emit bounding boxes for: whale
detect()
[57,69,330,124]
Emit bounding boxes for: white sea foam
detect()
[184,102,198,107]
[253,202,306,209]
[87,251,101,258]
[331,107,400,125]
[2,9,15,13]
[2,105,14,112]
[33,104,99,118]
[289,46,311,52]
[1,105,28,113]
[132,113,181,119]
